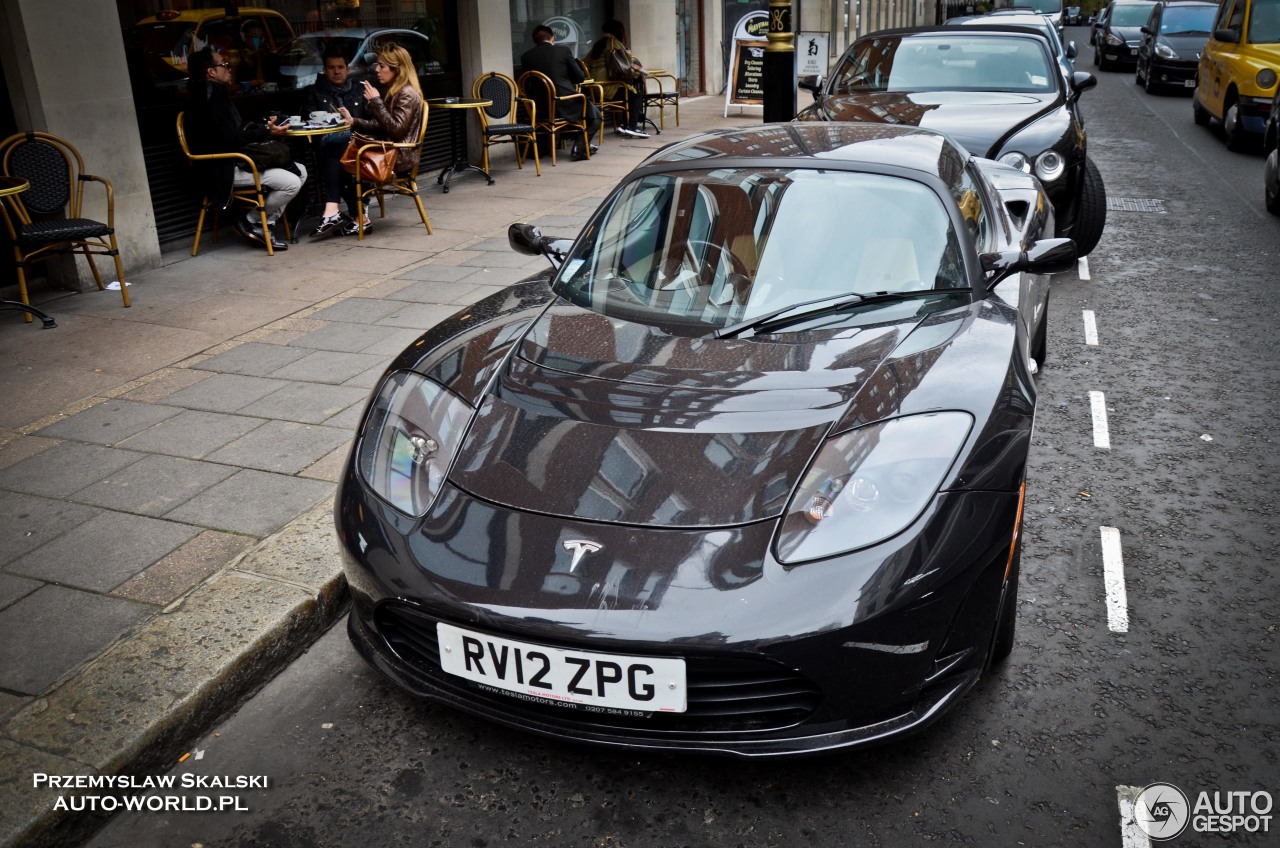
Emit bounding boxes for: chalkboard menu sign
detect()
[730,40,766,105]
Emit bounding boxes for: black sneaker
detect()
[310,214,344,240]
[341,214,372,237]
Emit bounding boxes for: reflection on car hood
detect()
[819,91,1058,158]
[1109,25,1145,42]
[447,302,929,528]
[1161,33,1211,54]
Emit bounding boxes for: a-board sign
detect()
[725,10,769,115]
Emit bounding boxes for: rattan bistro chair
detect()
[643,70,681,131]
[176,112,289,257]
[0,132,130,322]
[351,106,432,241]
[518,70,591,166]
[471,72,540,177]
[575,59,627,145]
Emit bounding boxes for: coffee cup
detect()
[310,111,329,122]
[288,116,302,126]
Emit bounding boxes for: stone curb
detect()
[0,499,347,848]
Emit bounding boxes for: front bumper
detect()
[1146,58,1199,87]
[336,475,1021,757]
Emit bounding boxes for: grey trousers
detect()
[233,163,308,223]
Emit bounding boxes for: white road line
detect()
[1101,526,1130,633]
[1117,785,1152,848]
[1078,256,1091,280]
[1083,309,1099,345]
[1090,390,1111,449]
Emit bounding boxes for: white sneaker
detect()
[616,126,648,139]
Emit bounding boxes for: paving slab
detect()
[0,573,41,612]
[288,322,395,353]
[236,382,367,424]
[160,373,292,413]
[72,454,238,516]
[114,409,266,459]
[164,469,332,537]
[266,350,388,384]
[34,400,183,446]
[0,443,145,499]
[205,421,351,475]
[0,491,101,567]
[197,342,311,376]
[110,530,254,606]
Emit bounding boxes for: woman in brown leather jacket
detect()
[337,42,424,235]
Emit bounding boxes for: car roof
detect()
[138,7,285,23]
[644,124,970,184]
[291,27,423,40]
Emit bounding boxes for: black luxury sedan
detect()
[798,26,1107,256]
[335,123,1076,758]
[1094,0,1159,69]
[1135,0,1217,93]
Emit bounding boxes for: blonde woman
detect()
[337,43,424,235]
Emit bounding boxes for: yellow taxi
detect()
[1193,0,1280,149]
[132,7,295,87]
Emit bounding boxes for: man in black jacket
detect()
[520,24,600,161]
[186,47,306,250]
[301,44,368,238]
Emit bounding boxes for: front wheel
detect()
[1068,158,1107,257]
[1031,293,1049,368]
[990,542,1021,664]
[1265,147,1280,215]
[1223,99,1251,151]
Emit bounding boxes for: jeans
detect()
[233,163,307,223]
[316,130,358,214]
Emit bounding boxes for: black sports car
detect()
[335,123,1076,758]
[798,26,1107,257]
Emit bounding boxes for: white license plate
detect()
[1184,79,1196,88]
[1130,48,1139,55]
[437,623,687,713]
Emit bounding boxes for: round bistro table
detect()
[427,98,495,193]
[0,176,56,328]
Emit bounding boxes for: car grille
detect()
[375,603,823,733]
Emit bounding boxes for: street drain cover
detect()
[1107,197,1166,213]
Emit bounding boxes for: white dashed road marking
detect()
[1117,785,1152,847]
[1078,256,1091,280]
[1090,390,1111,449]
[1101,526,1130,633]
[1083,309,1099,345]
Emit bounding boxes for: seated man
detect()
[185,46,306,250]
[302,44,369,238]
[520,24,601,160]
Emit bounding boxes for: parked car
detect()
[1090,7,1110,43]
[1135,0,1218,92]
[1094,0,1159,68]
[954,13,1082,80]
[1264,89,1280,211]
[335,121,1076,757]
[1192,0,1280,150]
[1067,5,1085,24]
[799,26,1107,256]
[131,7,294,89]
[276,28,435,90]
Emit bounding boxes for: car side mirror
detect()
[1140,25,1151,34]
[798,74,824,100]
[1070,70,1098,101]
[508,223,572,268]
[1213,28,1240,43]
[981,238,1077,287]
[1067,41,1078,59]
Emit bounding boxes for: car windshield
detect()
[1110,3,1156,25]
[1249,0,1280,42]
[831,34,1056,93]
[553,168,967,333]
[279,36,363,68]
[1160,4,1216,33]
[1026,0,1062,13]
[135,21,197,81]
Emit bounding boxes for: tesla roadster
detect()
[335,122,1075,758]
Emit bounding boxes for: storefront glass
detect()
[509,0,611,69]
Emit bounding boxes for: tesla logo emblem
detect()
[563,539,602,572]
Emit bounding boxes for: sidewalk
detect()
[0,96,760,847]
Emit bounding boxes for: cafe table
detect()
[285,121,350,242]
[0,176,56,328]
[427,97,495,193]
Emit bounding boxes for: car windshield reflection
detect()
[832,34,1056,93]
[554,168,968,332]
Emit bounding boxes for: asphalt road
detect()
[88,33,1280,847]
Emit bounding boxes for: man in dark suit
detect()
[520,24,600,160]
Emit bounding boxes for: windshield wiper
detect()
[714,288,969,340]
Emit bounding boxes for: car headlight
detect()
[1105,32,1125,46]
[1034,149,1066,182]
[356,371,474,517]
[999,152,1031,172]
[1258,68,1278,90]
[775,412,973,563]
[1154,43,1178,59]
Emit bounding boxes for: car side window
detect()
[264,15,292,50]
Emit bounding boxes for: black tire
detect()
[1266,148,1280,215]
[1069,158,1107,257]
[1031,294,1049,367]
[1142,63,1157,94]
[991,541,1020,664]
[1093,47,1103,68]
[1135,60,1145,88]
[1192,93,1211,126]
[1223,99,1250,152]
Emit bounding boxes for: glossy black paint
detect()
[797,27,1096,244]
[1094,0,1158,69]
[1265,91,1280,213]
[335,124,1055,757]
[1135,0,1215,90]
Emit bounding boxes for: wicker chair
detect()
[176,112,289,257]
[350,106,432,240]
[0,132,130,322]
[471,72,540,176]
[517,70,591,166]
[643,70,681,131]
[575,59,627,145]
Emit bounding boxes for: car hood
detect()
[1109,25,1144,43]
[1160,33,1210,55]
[815,91,1059,158]
[445,302,923,528]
